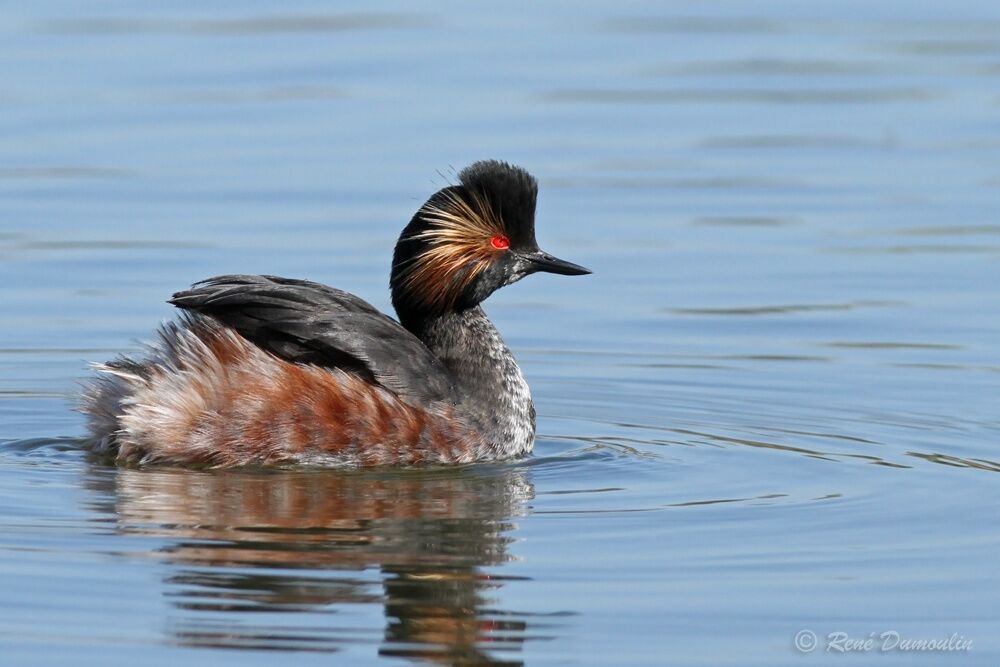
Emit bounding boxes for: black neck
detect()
[403,307,535,459]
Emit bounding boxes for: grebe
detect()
[82,160,590,466]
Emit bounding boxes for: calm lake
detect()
[1,1,998,665]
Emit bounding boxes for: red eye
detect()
[490,235,510,250]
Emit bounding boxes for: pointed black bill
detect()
[524,250,591,276]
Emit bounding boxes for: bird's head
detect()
[391,160,590,325]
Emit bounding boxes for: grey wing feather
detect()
[169,274,456,406]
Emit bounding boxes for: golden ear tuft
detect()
[398,189,507,312]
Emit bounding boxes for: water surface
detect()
[1,1,998,665]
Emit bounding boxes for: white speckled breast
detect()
[418,307,536,459]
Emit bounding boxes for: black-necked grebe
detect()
[82,160,590,466]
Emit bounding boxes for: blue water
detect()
[1,2,998,665]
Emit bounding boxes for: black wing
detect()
[169,274,455,406]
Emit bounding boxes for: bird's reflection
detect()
[86,463,535,665]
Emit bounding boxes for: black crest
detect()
[456,160,538,244]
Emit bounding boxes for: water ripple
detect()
[646,58,894,76]
[599,16,782,35]
[667,301,901,316]
[692,215,803,227]
[698,133,895,149]
[823,341,962,350]
[40,14,430,35]
[539,87,938,105]
[0,166,131,179]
